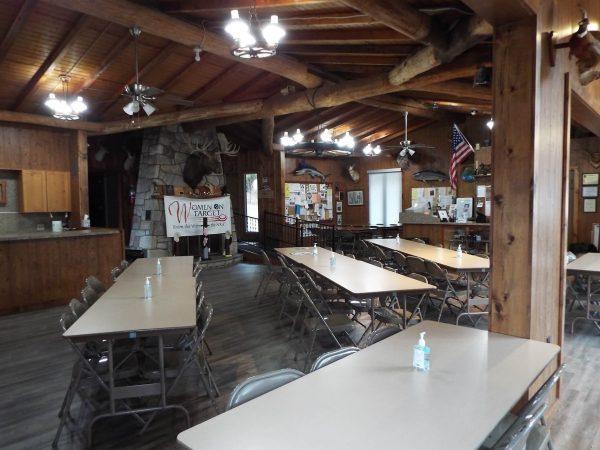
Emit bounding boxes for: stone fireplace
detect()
[129,124,237,257]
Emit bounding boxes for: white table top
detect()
[566,253,600,274]
[368,238,490,272]
[178,321,559,450]
[276,246,434,295]
[64,256,196,339]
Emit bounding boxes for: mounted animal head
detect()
[123,150,135,172]
[347,164,359,182]
[182,136,225,190]
[217,132,240,156]
[568,8,600,86]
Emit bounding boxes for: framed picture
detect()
[336,214,343,226]
[338,191,344,201]
[582,185,599,198]
[583,173,599,185]
[584,198,597,213]
[336,201,343,213]
[347,190,364,206]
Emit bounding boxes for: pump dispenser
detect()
[144,276,152,300]
[456,244,463,258]
[156,258,162,276]
[413,331,430,371]
[312,243,318,255]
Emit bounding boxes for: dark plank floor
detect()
[0,263,598,449]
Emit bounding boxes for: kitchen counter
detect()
[0,227,119,242]
[402,222,489,248]
[0,228,123,314]
[401,221,489,227]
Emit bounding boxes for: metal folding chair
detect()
[81,285,100,307]
[363,326,401,347]
[226,369,304,410]
[69,298,88,318]
[310,347,359,372]
[85,275,106,294]
[254,250,282,303]
[110,266,123,281]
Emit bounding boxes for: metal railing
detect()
[262,211,335,249]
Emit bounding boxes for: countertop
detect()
[0,227,120,242]
[402,221,489,227]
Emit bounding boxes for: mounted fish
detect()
[293,160,328,181]
[347,164,359,182]
[412,170,449,183]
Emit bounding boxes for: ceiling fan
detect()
[121,27,193,117]
[386,111,435,168]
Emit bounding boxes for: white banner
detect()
[164,195,231,238]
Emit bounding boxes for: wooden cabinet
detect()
[20,170,71,212]
[20,170,47,212]
[46,171,71,212]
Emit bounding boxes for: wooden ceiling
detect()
[0,0,493,150]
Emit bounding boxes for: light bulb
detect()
[373,145,382,155]
[225,10,249,40]
[292,128,303,144]
[71,96,87,114]
[262,15,285,46]
[123,100,140,116]
[238,31,256,48]
[280,131,293,147]
[486,118,494,130]
[362,144,372,156]
[408,148,415,156]
[45,93,59,110]
[340,132,354,149]
[142,102,156,116]
[319,128,333,143]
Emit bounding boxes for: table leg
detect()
[403,294,407,329]
[159,335,167,407]
[108,339,115,414]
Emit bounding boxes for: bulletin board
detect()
[411,187,453,210]
[285,182,333,221]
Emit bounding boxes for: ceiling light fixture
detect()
[225,9,285,59]
[280,126,356,157]
[44,75,87,120]
[362,144,382,156]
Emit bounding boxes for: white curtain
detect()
[369,170,402,226]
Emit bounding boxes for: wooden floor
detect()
[0,263,598,449]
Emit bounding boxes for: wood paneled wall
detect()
[0,122,88,220]
[568,137,600,244]
[281,117,489,225]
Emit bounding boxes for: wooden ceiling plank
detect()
[338,0,446,49]
[161,0,329,14]
[0,0,38,65]
[188,63,239,104]
[74,31,131,96]
[300,54,404,66]
[12,14,91,111]
[280,44,419,57]
[98,41,180,118]
[222,72,270,103]
[46,0,323,88]
[284,28,411,45]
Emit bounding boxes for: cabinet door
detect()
[46,171,71,212]
[20,170,47,212]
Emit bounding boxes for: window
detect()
[368,169,402,226]
[244,173,259,232]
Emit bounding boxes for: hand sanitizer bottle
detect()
[312,243,318,255]
[144,276,152,300]
[395,233,400,244]
[413,332,430,371]
[329,252,336,268]
[156,258,162,276]
[456,244,463,258]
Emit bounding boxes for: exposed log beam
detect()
[206,13,377,30]
[0,0,38,65]
[162,0,329,13]
[12,15,90,111]
[460,0,536,27]
[99,42,180,118]
[0,110,103,132]
[301,55,404,66]
[285,28,412,45]
[339,0,446,48]
[97,14,491,134]
[261,116,275,155]
[407,81,492,102]
[358,96,453,120]
[47,0,322,88]
[75,32,131,96]
[280,44,419,57]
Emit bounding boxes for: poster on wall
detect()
[164,195,231,237]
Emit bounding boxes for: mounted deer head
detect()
[567,8,600,85]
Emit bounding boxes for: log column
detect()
[490,1,567,379]
[70,129,89,224]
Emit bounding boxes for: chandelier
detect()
[44,75,87,120]
[280,127,356,157]
[362,144,382,156]
[225,9,285,59]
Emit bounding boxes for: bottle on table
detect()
[329,252,336,268]
[312,243,318,255]
[395,233,400,244]
[456,244,463,258]
[413,332,430,371]
[156,258,162,276]
[144,276,152,300]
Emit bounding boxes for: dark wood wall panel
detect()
[0,123,72,171]
[0,232,122,315]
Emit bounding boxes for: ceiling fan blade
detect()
[140,85,164,97]
[157,93,194,107]
[408,144,436,149]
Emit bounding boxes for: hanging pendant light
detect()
[225,9,285,59]
[44,75,87,120]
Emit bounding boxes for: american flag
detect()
[450,124,474,190]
